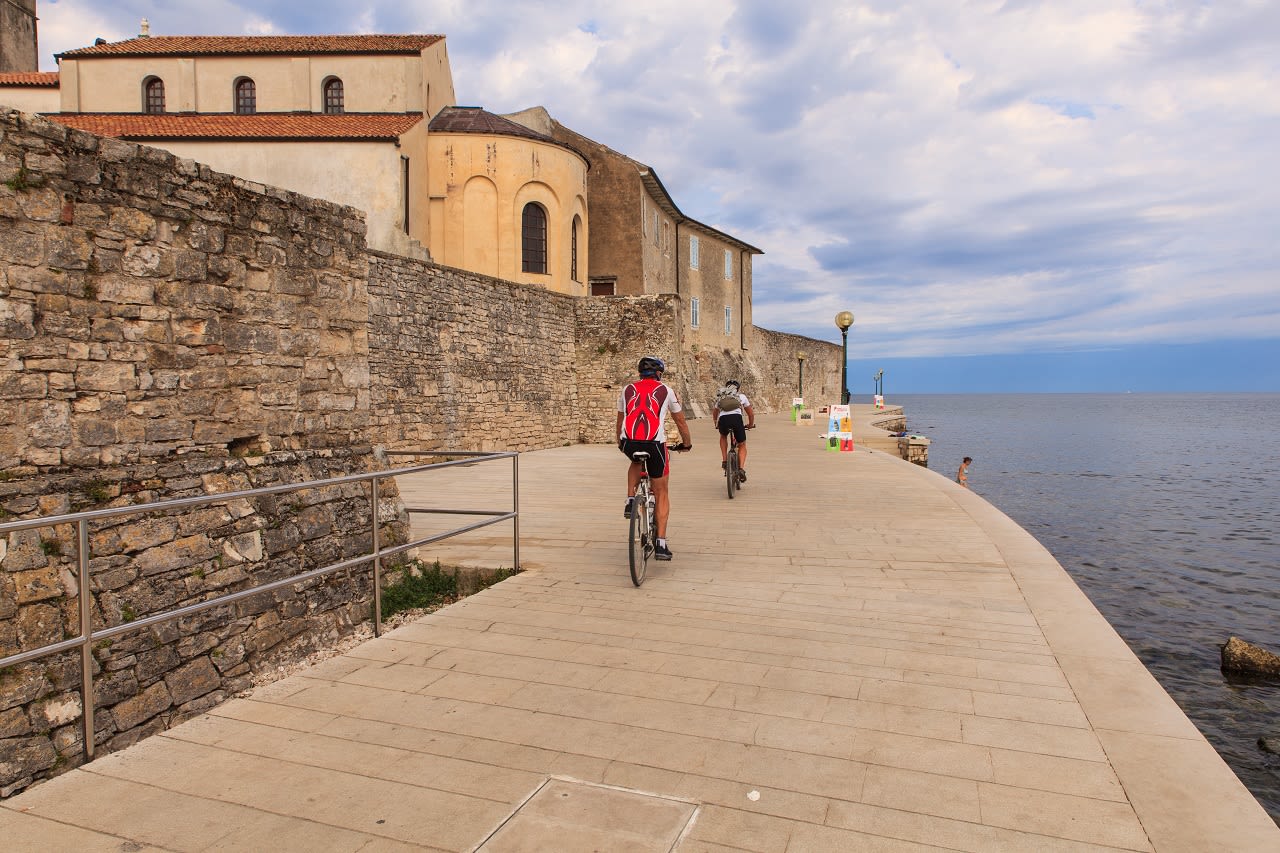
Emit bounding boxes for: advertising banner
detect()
[826,404,853,452]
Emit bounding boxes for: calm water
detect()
[894,393,1280,823]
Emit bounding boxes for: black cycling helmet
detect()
[638,355,666,377]
[724,379,740,389]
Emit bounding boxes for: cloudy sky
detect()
[32,1,1280,392]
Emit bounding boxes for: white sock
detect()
[658,538,667,547]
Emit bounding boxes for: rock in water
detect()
[1221,636,1280,678]
[1259,738,1280,755]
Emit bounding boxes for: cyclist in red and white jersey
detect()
[616,355,691,561]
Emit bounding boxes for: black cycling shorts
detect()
[620,439,670,478]
[717,413,747,444]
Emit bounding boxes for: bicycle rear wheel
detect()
[726,449,738,499]
[629,487,650,586]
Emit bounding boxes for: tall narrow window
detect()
[689,236,700,270]
[522,203,547,274]
[401,156,410,234]
[323,77,344,114]
[653,211,659,246]
[724,305,733,336]
[234,78,257,114]
[724,249,733,279]
[690,297,700,329]
[571,216,581,282]
[143,77,165,114]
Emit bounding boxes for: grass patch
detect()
[84,479,111,504]
[40,538,62,557]
[379,559,518,621]
[4,165,43,192]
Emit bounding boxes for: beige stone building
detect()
[426,107,588,295]
[20,32,454,262]
[507,107,761,353]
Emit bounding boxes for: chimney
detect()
[139,18,150,38]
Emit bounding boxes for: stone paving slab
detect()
[2,410,1277,851]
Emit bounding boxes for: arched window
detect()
[143,77,165,114]
[521,203,547,274]
[234,78,256,114]
[571,216,581,282]
[323,77,344,114]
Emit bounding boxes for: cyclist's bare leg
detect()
[651,475,671,539]
[627,461,643,497]
[719,431,729,463]
[737,440,747,470]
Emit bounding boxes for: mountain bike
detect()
[627,443,687,586]
[724,425,753,499]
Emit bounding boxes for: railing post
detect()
[512,454,520,572]
[372,476,382,637]
[77,518,95,761]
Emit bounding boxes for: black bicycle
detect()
[724,425,753,499]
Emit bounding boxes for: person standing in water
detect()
[957,456,973,488]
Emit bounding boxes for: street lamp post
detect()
[874,369,884,397]
[835,311,854,404]
[797,352,806,398]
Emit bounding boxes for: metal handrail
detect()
[0,449,519,763]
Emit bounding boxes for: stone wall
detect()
[0,109,372,467]
[366,252,580,451]
[574,295,684,444]
[677,327,842,420]
[0,108,403,796]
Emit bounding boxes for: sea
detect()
[893,392,1280,824]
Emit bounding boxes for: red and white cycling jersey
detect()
[618,378,683,441]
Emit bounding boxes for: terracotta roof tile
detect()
[58,34,443,59]
[49,112,422,141]
[0,72,60,87]
[429,106,553,141]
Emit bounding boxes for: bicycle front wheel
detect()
[629,493,649,586]
[726,453,738,499]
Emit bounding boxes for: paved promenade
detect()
[3,409,1277,851]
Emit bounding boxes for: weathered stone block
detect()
[0,707,31,738]
[16,602,63,650]
[92,669,138,707]
[94,275,156,305]
[132,533,214,577]
[107,208,157,240]
[45,229,95,270]
[74,361,136,392]
[73,416,119,446]
[13,566,61,604]
[91,516,178,556]
[30,691,82,730]
[0,664,50,712]
[164,657,219,705]
[121,244,171,278]
[108,679,170,731]
[221,531,264,564]
[0,736,56,784]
